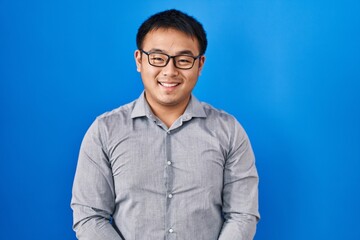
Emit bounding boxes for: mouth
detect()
[158,81,180,88]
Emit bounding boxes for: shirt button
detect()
[169,228,174,233]
[168,193,173,199]
[167,161,172,165]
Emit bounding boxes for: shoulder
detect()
[199,101,248,139]
[97,100,136,123]
[83,100,137,146]
[87,100,137,137]
[201,101,239,125]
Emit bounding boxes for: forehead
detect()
[142,28,200,54]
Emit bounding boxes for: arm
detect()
[71,118,123,240]
[218,121,260,240]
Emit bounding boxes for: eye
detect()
[151,57,165,62]
[149,53,167,64]
[176,56,193,66]
[178,58,191,63]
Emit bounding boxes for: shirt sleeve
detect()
[71,118,124,240]
[218,119,260,240]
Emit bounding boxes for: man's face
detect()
[134,28,205,110]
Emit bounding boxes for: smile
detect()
[158,82,180,88]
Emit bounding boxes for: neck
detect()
[146,96,190,128]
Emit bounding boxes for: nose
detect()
[162,57,179,76]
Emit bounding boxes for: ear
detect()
[134,50,142,72]
[198,55,206,76]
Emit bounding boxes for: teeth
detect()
[160,82,179,87]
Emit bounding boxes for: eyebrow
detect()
[148,48,197,56]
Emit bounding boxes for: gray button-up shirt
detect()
[71,92,260,240]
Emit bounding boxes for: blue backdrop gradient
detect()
[1,0,359,239]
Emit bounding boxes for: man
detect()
[71,9,260,240]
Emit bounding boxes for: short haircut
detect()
[136,9,208,55]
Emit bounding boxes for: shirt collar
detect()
[131,91,207,119]
[130,91,151,119]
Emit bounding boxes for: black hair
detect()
[136,9,207,55]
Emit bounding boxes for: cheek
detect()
[186,72,200,83]
[141,68,160,82]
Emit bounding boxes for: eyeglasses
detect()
[140,49,201,70]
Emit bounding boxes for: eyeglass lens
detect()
[148,52,196,69]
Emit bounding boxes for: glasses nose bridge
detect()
[161,55,179,75]
[164,55,177,68]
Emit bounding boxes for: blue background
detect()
[1,0,359,239]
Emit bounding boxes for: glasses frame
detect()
[140,49,202,70]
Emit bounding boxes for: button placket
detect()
[164,130,175,238]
